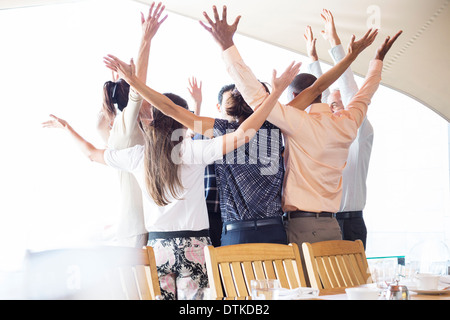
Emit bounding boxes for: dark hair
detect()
[142,93,189,206]
[287,73,322,103]
[217,84,235,105]
[225,81,270,121]
[102,79,130,122]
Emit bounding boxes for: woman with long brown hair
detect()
[43,57,300,299]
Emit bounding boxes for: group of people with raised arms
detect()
[43,2,401,300]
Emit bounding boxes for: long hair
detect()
[142,93,188,206]
[102,79,130,122]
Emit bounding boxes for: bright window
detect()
[0,0,448,271]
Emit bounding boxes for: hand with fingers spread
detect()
[135,1,167,83]
[42,114,70,130]
[104,55,135,83]
[272,61,302,96]
[188,77,203,115]
[304,26,318,62]
[141,1,168,41]
[375,30,402,61]
[42,114,106,163]
[199,5,241,51]
[347,28,379,59]
[320,9,341,47]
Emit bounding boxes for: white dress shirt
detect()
[309,44,374,212]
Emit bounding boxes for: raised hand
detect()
[103,55,135,82]
[199,5,241,50]
[375,30,402,61]
[42,114,70,130]
[304,26,318,61]
[320,9,341,47]
[272,61,302,95]
[347,28,379,58]
[188,77,202,115]
[141,1,168,40]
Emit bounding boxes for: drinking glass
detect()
[250,279,281,300]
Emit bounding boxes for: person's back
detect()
[212,88,286,246]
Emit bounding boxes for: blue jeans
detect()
[221,217,287,246]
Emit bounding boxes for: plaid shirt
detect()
[213,119,284,222]
[204,163,220,213]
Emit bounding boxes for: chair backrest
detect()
[204,243,307,299]
[104,246,161,300]
[24,246,161,300]
[302,240,372,291]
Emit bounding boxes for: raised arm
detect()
[221,61,301,154]
[200,5,291,131]
[103,56,216,138]
[42,115,106,164]
[188,76,202,115]
[119,2,167,133]
[135,2,167,83]
[321,9,358,106]
[345,30,402,127]
[320,8,341,47]
[200,5,377,113]
[304,25,330,103]
[287,28,378,110]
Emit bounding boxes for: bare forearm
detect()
[65,125,106,164]
[315,53,355,94]
[329,34,341,47]
[128,75,176,116]
[135,39,151,83]
[127,76,215,137]
[224,91,280,153]
[288,53,356,110]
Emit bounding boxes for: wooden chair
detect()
[302,240,373,292]
[25,246,161,300]
[105,246,161,300]
[204,243,307,299]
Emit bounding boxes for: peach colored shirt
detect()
[222,45,383,213]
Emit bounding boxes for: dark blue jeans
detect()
[221,217,287,246]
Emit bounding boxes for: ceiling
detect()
[2,0,449,121]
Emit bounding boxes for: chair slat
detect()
[230,261,248,297]
[302,240,372,292]
[135,265,152,300]
[316,257,333,288]
[263,260,277,280]
[273,260,292,289]
[241,261,256,286]
[120,267,140,300]
[253,261,266,280]
[204,243,307,299]
[220,262,238,297]
[337,255,354,287]
[323,256,340,288]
